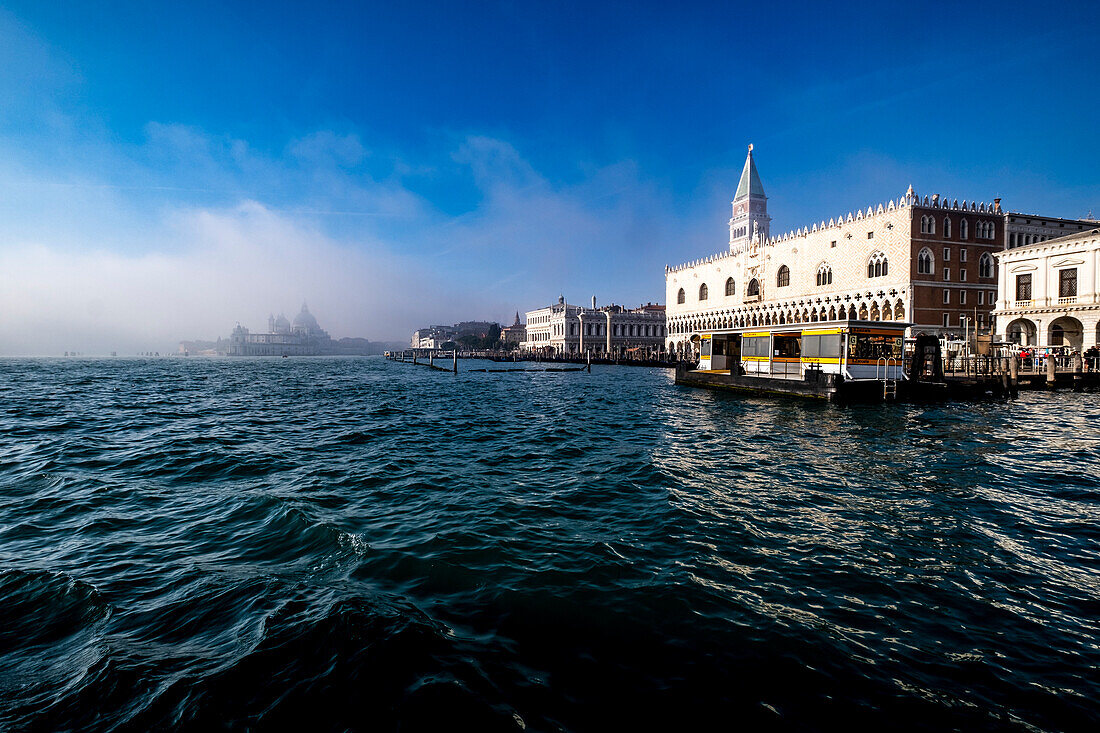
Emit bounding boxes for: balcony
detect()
[1057,296,1078,306]
[1013,300,1032,308]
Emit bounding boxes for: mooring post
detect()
[453,349,457,374]
[429,351,434,367]
[1045,353,1056,388]
[1073,352,1084,392]
[586,349,591,373]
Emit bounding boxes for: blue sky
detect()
[0,1,1097,352]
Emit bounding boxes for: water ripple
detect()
[0,358,1097,731]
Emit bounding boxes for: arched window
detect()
[867,251,888,278]
[943,217,951,238]
[698,283,708,300]
[677,288,685,304]
[960,219,969,239]
[978,253,994,278]
[747,278,759,297]
[816,263,833,286]
[725,277,735,296]
[776,265,790,288]
[920,215,936,235]
[917,247,934,275]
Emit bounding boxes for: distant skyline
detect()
[1,1,1097,353]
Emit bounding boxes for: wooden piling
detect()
[1073,353,1084,392]
[453,349,457,373]
[1045,353,1057,388]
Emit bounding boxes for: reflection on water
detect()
[0,358,1097,730]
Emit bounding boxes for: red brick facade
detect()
[908,205,1002,336]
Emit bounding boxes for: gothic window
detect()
[816,263,833,286]
[978,253,993,279]
[699,283,708,300]
[944,217,951,238]
[747,278,759,297]
[917,248,934,275]
[776,265,790,288]
[960,219,969,240]
[867,251,888,278]
[725,277,735,296]
[677,288,685,304]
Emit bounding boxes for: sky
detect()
[0,0,1097,354]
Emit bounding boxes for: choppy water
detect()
[0,357,1097,731]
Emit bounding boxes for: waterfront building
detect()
[1004,212,1097,250]
[520,296,666,356]
[500,312,527,345]
[665,147,1004,356]
[411,321,500,349]
[992,228,1100,350]
[412,327,454,349]
[228,303,337,356]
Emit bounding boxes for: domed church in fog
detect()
[228,303,337,356]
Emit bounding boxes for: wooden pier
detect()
[385,349,458,373]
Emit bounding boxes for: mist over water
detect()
[0,357,1097,731]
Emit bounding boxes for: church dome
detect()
[292,303,319,332]
[274,314,292,333]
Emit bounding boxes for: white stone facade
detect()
[228,304,336,356]
[993,228,1100,350]
[520,296,666,356]
[1004,212,1098,250]
[666,197,916,356]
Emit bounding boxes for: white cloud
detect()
[0,117,688,354]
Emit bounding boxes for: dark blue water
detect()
[0,357,1097,731]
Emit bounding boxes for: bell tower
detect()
[729,144,770,253]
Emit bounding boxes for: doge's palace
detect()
[665,147,1003,355]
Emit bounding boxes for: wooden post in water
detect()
[586,349,591,373]
[429,351,434,368]
[1009,355,1019,393]
[453,349,457,374]
[1045,353,1056,388]
[1073,352,1084,392]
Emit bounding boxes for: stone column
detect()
[577,314,584,355]
[606,312,612,354]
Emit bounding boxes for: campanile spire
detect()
[729,144,771,252]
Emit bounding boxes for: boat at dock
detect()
[676,319,952,402]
